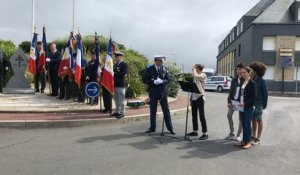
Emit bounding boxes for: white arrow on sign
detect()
[88,86,98,94]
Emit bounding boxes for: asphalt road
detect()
[0,92,299,175]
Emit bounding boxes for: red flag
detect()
[28,33,38,75]
[101,38,114,94]
[58,47,71,78]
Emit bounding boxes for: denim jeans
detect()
[239,107,254,143]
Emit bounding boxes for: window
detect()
[240,22,243,33]
[218,77,224,81]
[238,44,241,57]
[264,66,275,80]
[237,25,240,36]
[263,36,276,51]
[298,6,300,20]
[295,37,300,51]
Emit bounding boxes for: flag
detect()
[75,34,84,87]
[58,33,74,78]
[37,26,46,74]
[94,32,100,68]
[101,38,114,94]
[69,32,75,70]
[28,33,38,75]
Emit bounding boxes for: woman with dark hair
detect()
[249,62,268,145]
[235,66,257,149]
[187,64,208,140]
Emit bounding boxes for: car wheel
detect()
[217,86,223,93]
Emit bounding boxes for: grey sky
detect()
[0,0,260,71]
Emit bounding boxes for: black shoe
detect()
[41,89,44,93]
[100,109,110,113]
[145,129,155,133]
[199,134,208,140]
[35,90,39,93]
[56,96,63,100]
[65,97,70,100]
[116,114,124,119]
[111,112,120,117]
[169,130,176,135]
[187,132,198,137]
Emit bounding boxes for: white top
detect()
[233,78,241,100]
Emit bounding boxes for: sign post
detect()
[85,82,100,106]
[279,48,294,94]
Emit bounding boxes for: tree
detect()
[166,63,181,97]
[123,49,148,98]
[0,39,17,86]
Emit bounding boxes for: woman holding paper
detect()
[235,66,257,149]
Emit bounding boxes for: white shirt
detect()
[233,78,241,100]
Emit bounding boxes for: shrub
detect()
[166,63,181,97]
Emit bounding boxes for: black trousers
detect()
[50,72,59,96]
[34,72,46,92]
[191,96,207,133]
[149,94,173,131]
[59,76,70,99]
[102,86,112,112]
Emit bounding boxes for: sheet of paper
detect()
[231,100,244,112]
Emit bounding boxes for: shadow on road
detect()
[176,139,241,159]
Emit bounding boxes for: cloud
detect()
[0,0,260,71]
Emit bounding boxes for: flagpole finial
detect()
[77,26,80,34]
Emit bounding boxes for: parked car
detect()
[205,76,232,92]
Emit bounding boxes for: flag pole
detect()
[32,0,35,36]
[73,0,76,33]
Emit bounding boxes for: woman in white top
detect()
[187,64,208,140]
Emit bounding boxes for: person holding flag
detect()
[34,26,47,93]
[34,41,46,93]
[101,38,115,115]
[112,51,128,119]
[57,33,75,100]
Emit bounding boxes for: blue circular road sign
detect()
[85,82,100,98]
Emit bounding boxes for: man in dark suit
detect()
[111,51,127,119]
[34,41,46,93]
[0,51,10,93]
[142,55,175,135]
[46,43,61,96]
[85,52,99,105]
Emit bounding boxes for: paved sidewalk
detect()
[0,92,187,128]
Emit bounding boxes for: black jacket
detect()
[142,64,169,98]
[113,61,127,87]
[227,77,244,103]
[86,60,98,82]
[47,51,61,74]
[239,79,257,108]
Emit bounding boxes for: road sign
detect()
[85,82,100,98]
[279,57,293,68]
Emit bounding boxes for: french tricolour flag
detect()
[75,34,83,87]
[101,38,114,94]
[27,33,38,75]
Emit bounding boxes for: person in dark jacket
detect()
[85,52,99,105]
[249,62,268,145]
[225,63,244,141]
[34,42,46,93]
[111,51,127,119]
[235,66,257,149]
[142,55,175,135]
[0,51,10,93]
[46,43,61,96]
